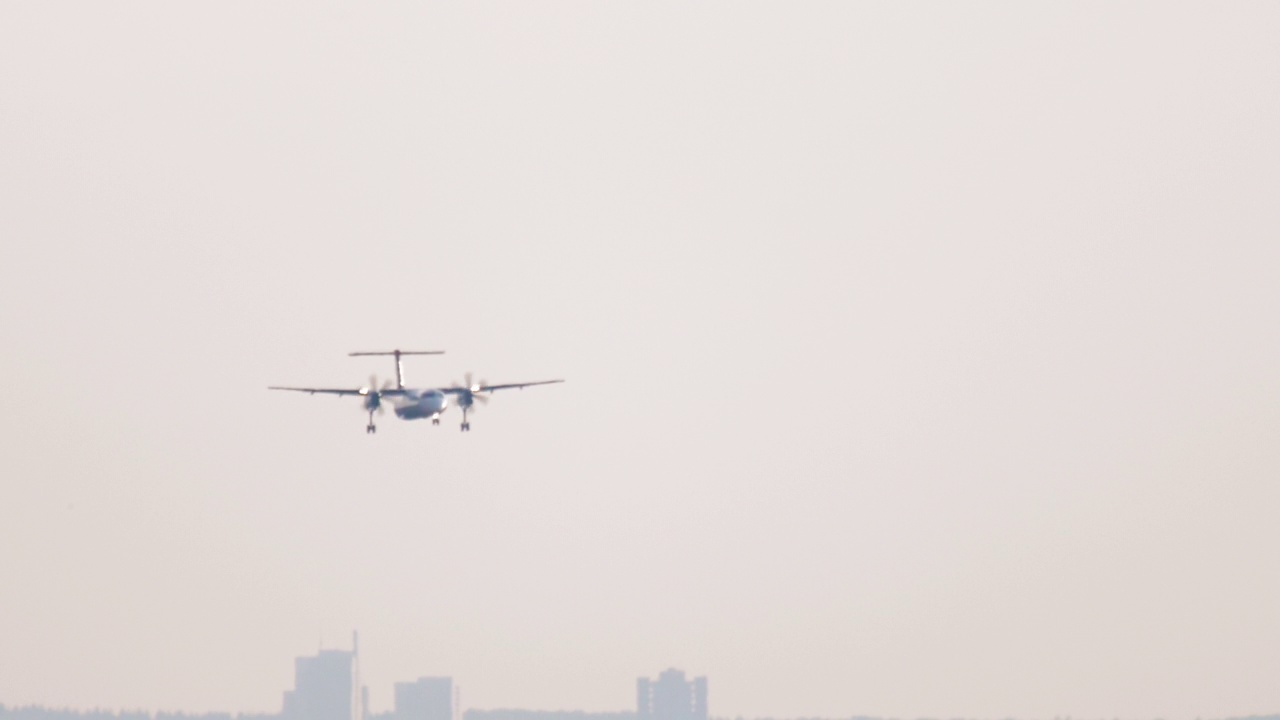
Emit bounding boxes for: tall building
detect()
[283,632,362,720]
[394,677,454,720]
[636,669,706,720]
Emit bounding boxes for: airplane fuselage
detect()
[392,389,449,420]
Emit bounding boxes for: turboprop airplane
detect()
[268,349,564,433]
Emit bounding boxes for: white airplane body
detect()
[269,349,563,433]
[391,388,450,421]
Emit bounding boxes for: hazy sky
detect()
[2,3,1279,719]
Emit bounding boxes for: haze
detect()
[2,3,1278,720]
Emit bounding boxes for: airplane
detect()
[268,349,564,433]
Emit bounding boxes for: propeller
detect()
[451,372,490,409]
[359,374,393,415]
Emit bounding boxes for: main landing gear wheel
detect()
[366,423,377,434]
[460,422,471,432]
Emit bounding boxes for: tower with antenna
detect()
[283,630,363,720]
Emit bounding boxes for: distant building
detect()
[636,669,706,720]
[394,677,453,720]
[282,633,362,720]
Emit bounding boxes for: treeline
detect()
[5,709,1278,720]
[0,708,276,720]
[465,711,636,720]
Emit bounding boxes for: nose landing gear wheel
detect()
[432,418,440,426]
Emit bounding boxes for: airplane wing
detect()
[436,379,565,396]
[478,379,565,393]
[267,386,408,397]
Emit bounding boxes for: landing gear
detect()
[460,406,472,432]
[460,422,471,432]
[431,417,440,426]
[366,410,377,434]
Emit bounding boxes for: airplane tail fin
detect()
[348,349,444,389]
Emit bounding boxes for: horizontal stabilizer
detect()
[349,350,444,356]
[349,348,442,389]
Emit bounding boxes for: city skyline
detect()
[2,637,712,720]
[1,634,1277,720]
[3,636,1278,720]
